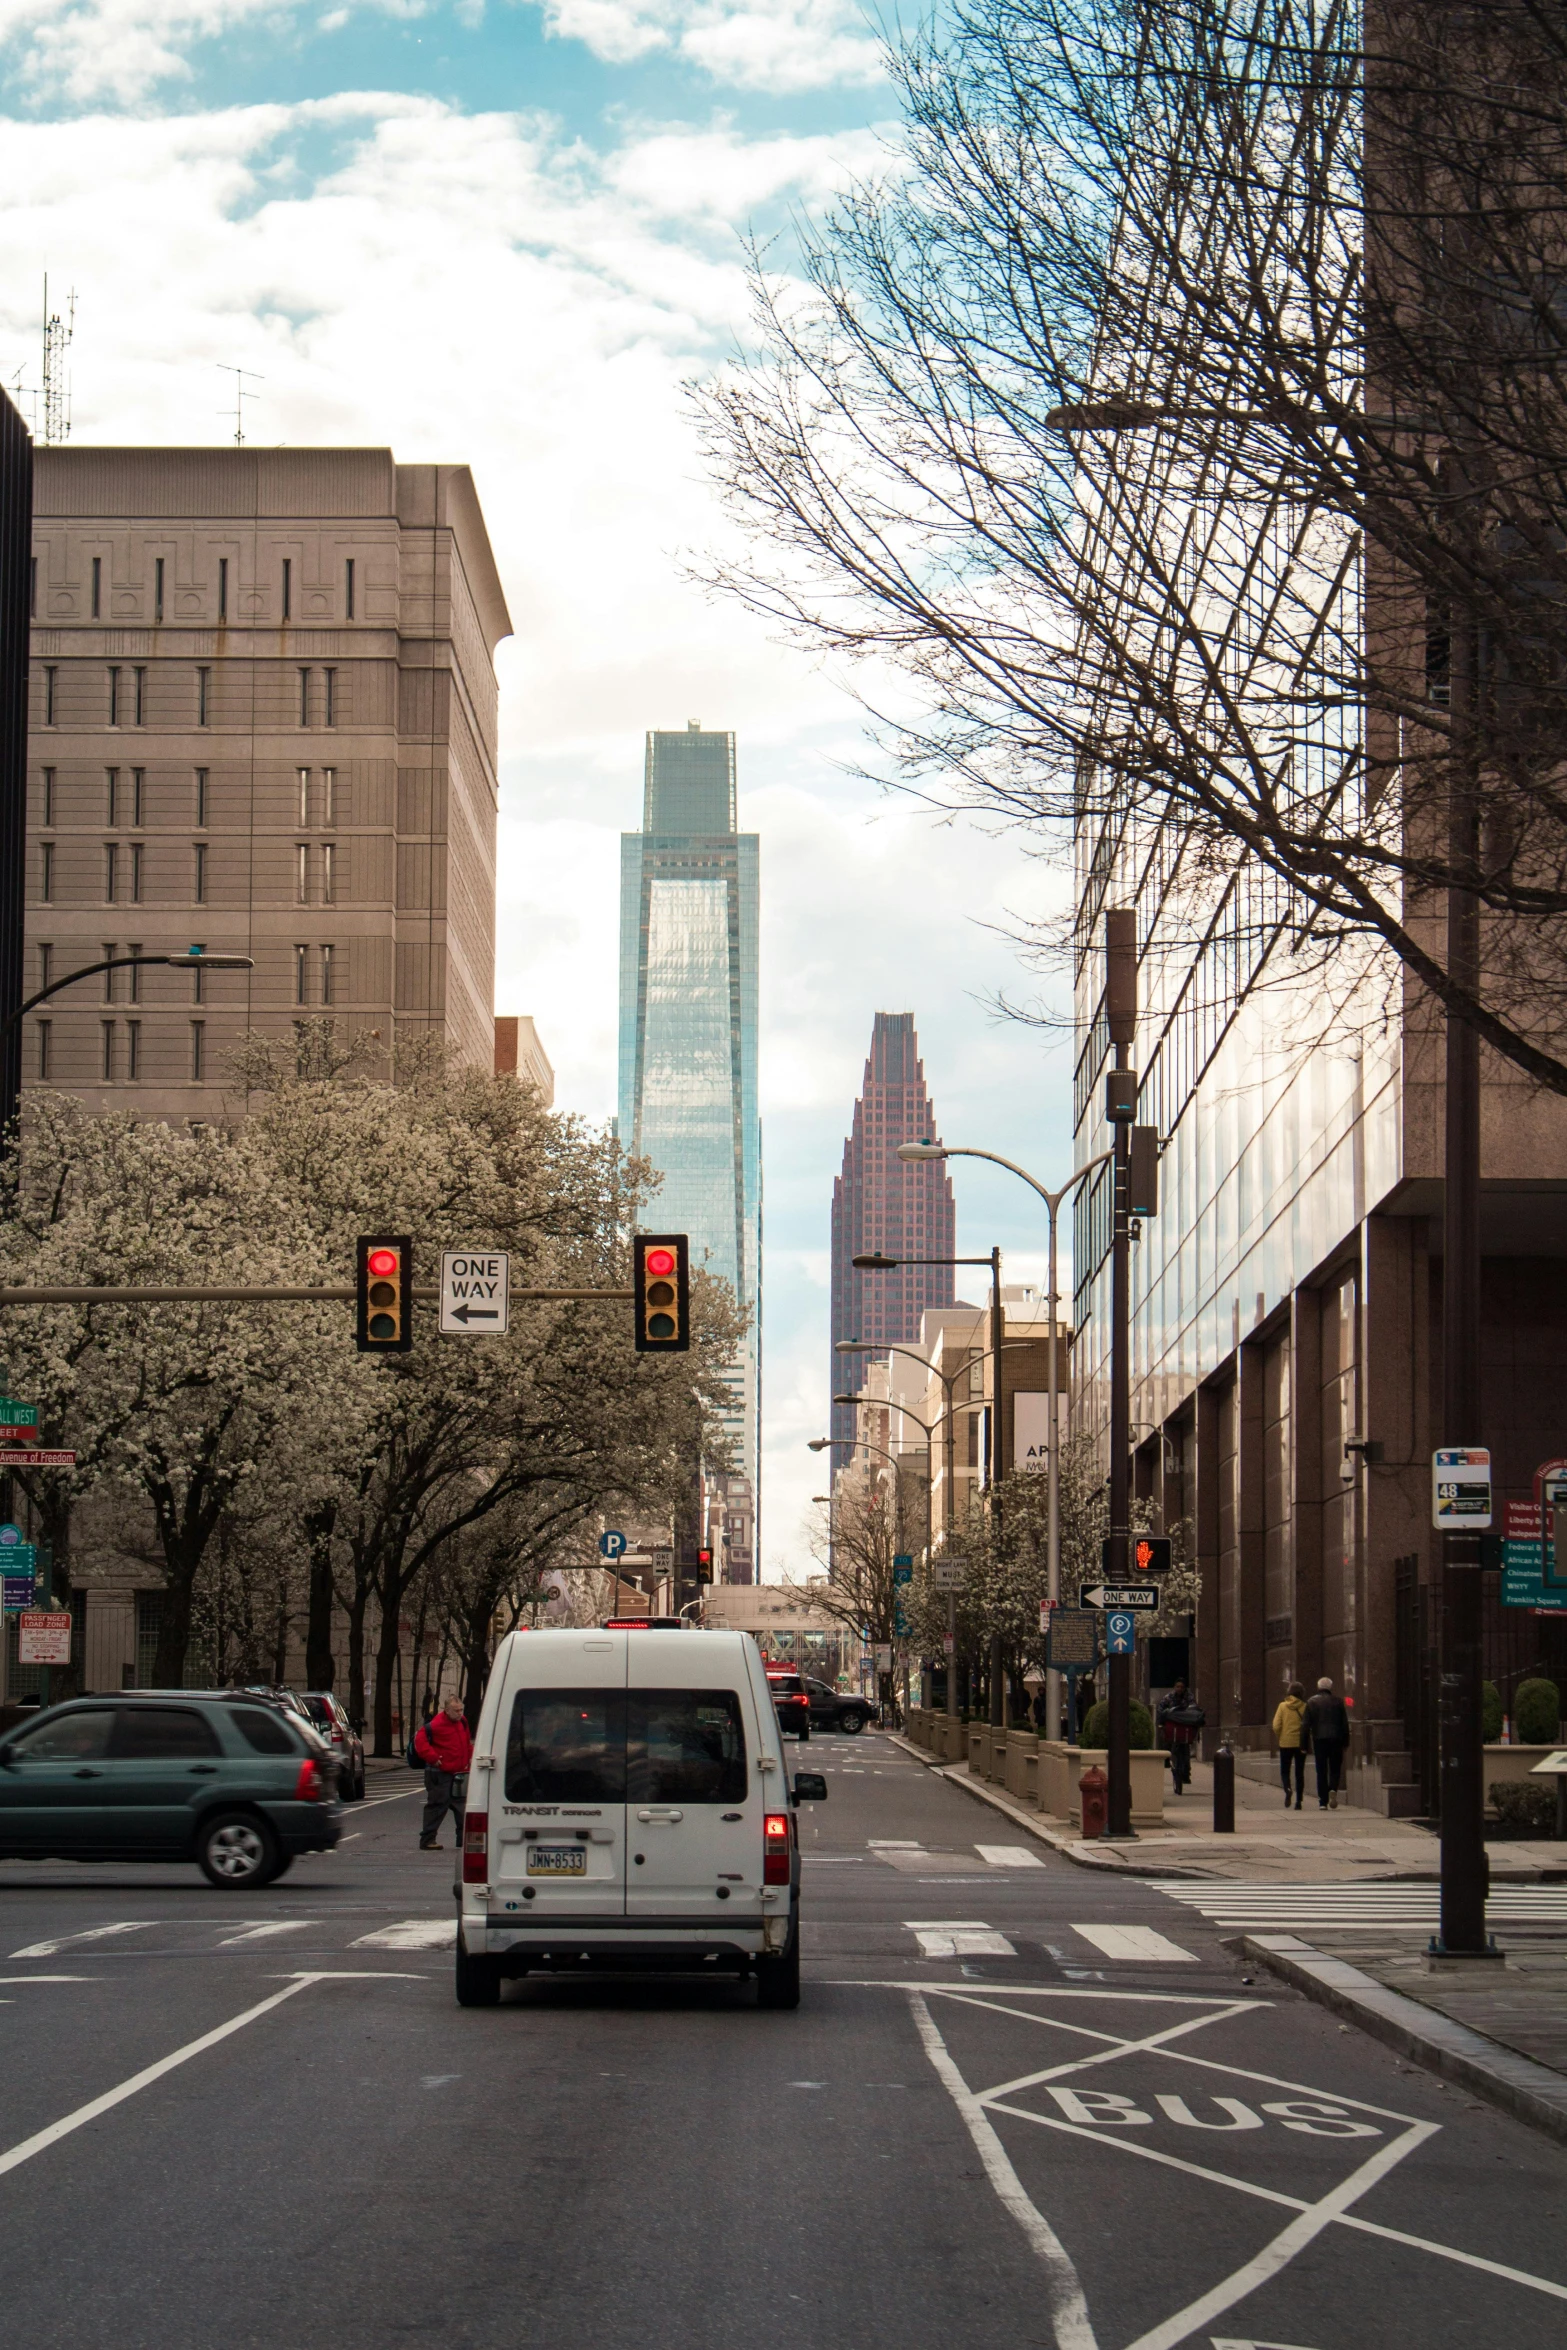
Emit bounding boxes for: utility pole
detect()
[1104,908,1138,1838]
[988,1243,1005,1727]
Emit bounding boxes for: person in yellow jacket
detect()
[1273,1681,1308,1809]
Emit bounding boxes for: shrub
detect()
[1081,1698,1153,1750]
[1482,1681,1503,1743]
[1513,1678,1561,1745]
[1489,1780,1556,1834]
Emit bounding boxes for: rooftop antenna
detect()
[216,363,263,447]
[40,275,75,446]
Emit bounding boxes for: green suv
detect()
[0,1693,343,1888]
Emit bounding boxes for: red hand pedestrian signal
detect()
[1133,1535,1172,1576]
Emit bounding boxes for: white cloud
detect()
[536,0,882,91]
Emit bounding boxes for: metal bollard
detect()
[1213,1742,1235,1833]
[1079,1762,1109,1840]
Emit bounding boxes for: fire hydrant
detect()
[1079,1761,1108,1840]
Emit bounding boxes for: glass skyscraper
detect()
[619,726,760,1578]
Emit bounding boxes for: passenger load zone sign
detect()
[439,1252,510,1335]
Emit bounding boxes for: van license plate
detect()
[527,1845,586,1876]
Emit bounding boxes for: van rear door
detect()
[624,1631,757,1920]
[491,1637,627,1918]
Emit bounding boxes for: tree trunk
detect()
[346,1568,371,1733]
[304,1501,338,1690]
[150,1553,200,1688]
[372,1570,405,1756]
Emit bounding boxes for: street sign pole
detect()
[1104,909,1136,1839]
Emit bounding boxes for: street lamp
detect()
[897,1139,1112,1740]
[3,946,255,1043]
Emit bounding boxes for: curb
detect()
[1239,1932,1567,2150]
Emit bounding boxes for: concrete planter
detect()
[1036,1738,1165,1830]
[1482,1744,1563,1808]
[1006,1731,1039,1803]
[968,1725,993,1778]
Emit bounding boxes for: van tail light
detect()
[294,1758,325,1802]
[462,1813,489,1885]
[763,1812,791,1885]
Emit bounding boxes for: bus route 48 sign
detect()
[1433,1447,1492,1531]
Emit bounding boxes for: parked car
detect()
[763,1666,812,1741]
[0,1692,341,1887]
[297,1691,365,1799]
[802,1675,873,1735]
[452,1624,827,2008]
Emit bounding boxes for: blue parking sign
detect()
[1106,1610,1136,1655]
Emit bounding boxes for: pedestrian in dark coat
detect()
[1304,1677,1350,1809]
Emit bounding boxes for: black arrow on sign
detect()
[450,1303,500,1324]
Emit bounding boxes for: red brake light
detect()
[294,1758,324,1801]
[462,1812,489,1885]
[763,1811,791,1885]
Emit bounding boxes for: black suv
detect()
[803,1676,873,1735]
[0,1692,342,1887]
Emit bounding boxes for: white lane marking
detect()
[353,1787,424,1809]
[1211,2339,1325,2348]
[909,1991,1098,2350]
[1071,1925,1197,1964]
[351,1920,454,1950]
[977,1844,1047,1869]
[215,1921,317,1948]
[869,1840,922,1848]
[10,1922,154,1959]
[909,1921,1016,1957]
[0,1975,95,1984]
[0,1977,315,2182]
[421,2073,461,2088]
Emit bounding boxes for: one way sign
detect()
[439,1251,510,1336]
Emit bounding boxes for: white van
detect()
[452,1625,826,2009]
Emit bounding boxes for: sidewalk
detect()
[892,1732,1567,2146]
[892,1735,1567,1881]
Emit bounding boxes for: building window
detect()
[127,944,141,1003]
[130,843,143,903]
[297,767,310,826]
[154,558,165,625]
[44,666,56,726]
[345,558,354,619]
[41,768,54,825]
[321,841,336,905]
[190,1022,205,1082]
[102,1021,115,1083]
[195,767,208,827]
[102,945,116,1003]
[36,1021,50,1080]
[191,957,204,1004]
[294,944,308,1006]
[40,843,53,903]
[296,844,309,904]
[91,555,102,619]
[197,667,210,727]
[127,1021,141,1080]
[298,668,310,727]
[104,843,118,902]
[134,667,146,726]
[193,843,207,903]
[108,666,120,726]
[282,558,292,623]
[217,557,228,624]
[323,667,336,727]
[37,944,51,997]
[132,768,144,826]
[322,765,337,826]
[320,942,335,1006]
[106,768,119,826]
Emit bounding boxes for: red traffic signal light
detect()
[632,1233,689,1352]
[356,1235,412,1353]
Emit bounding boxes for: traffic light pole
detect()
[1105,909,1138,1841]
[0,1285,634,1305]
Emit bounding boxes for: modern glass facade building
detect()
[619,725,760,1578]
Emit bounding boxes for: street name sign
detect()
[1433,1446,1492,1530]
[438,1252,510,1335]
[18,1611,70,1664]
[0,1450,76,1468]
[0,1402,37,1426]
[1080,1583,1159,1610]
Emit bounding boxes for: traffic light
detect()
[1131,1534,1172,1577]
[632,1233,689,1352]
[356,1235,412,1353]
[697,1547,713,1581]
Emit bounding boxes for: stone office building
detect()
[25,446,510,1115]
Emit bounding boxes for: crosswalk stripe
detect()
[350,1920,455,1950]
[1152,1880,1567,1927]
[907,1919,1016,1958]
[1071,1923,1197,1963]
[975,1844,1047,1869]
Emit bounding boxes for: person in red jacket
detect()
[415,1691,474,1850]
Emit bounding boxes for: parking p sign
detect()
[1106,1610,1136,1656]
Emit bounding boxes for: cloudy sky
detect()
[0,0,1076,1574]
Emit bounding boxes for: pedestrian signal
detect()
[632,1234,689,1353]
[356,1235,412,1353]
[1131,1535,1172,1576]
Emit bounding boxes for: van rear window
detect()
[504,1689,748,1806]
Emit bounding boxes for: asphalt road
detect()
[0,1730,1563,2349]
